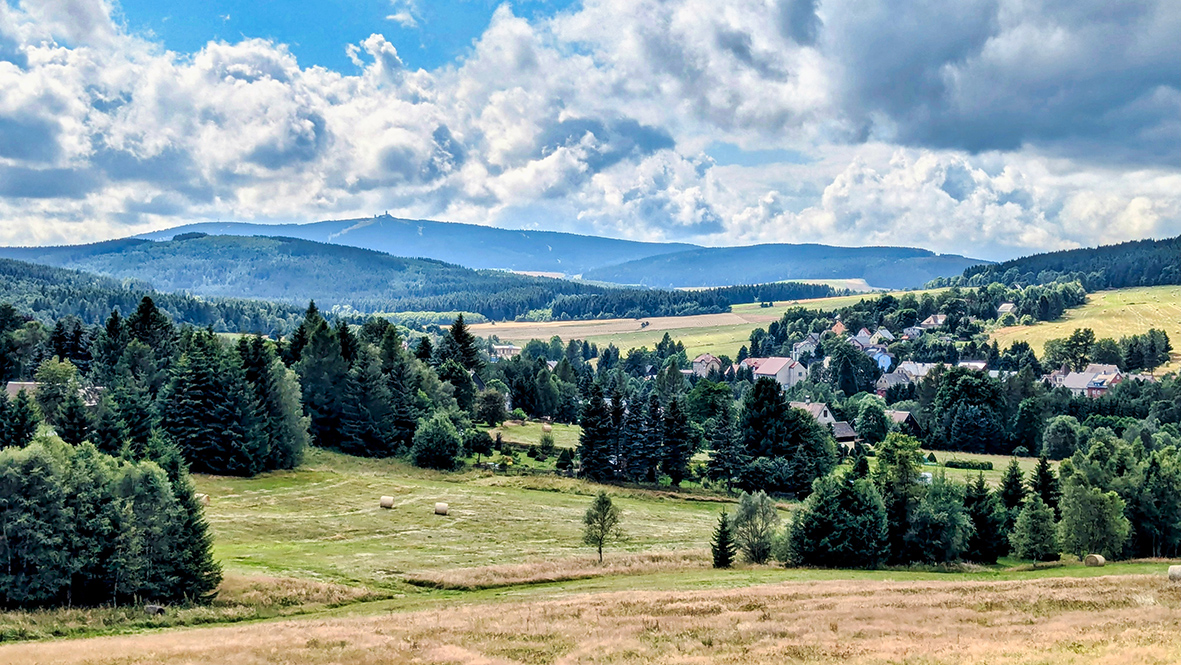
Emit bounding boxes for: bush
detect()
[538,432,556,459]
[510,408,528,421]
[943,459,993,471]
[410,412,462,470]
[785,474,887,568]
[1012,446,1030,458]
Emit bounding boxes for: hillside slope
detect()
[138,216,696,276]
[584,244,986,290]
[959,234,1181,289]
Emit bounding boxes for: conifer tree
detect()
[114,383,154,458]
[1010,496,1059,562]
[634,392,664,482]
[125,296,177,360]
[91,310,130,386]
[282,301,319,366]
[1,389,40,448]
[583,491,623,563]
[296,318,349,450]
[439,314,482,371]
[1011,398,1043,454]
[438,359,476,413]
[661,397,691,486]
[706,402,747,490]
[340,346,399,457]
[711,511,736,568]
[56,389,93,445]
[577,382,615,481]
[998,458,1027,533]
[380,326,422,449]
[787,473,888,568]
[1029,456,1060,515]
[414,336,434,363]
[146,434,222,602]
[964,473,1004,563]
[874,433,923,564]
[92,395,127,456]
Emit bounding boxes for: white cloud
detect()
[0,0,1178,259]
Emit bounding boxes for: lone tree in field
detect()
[732,491,780,564]
[711,511,736,568]
[583,491,623,563]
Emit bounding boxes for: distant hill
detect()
[139,216,696,277]
[582,244,987,290]
[140,216,985,288]
[0,234,779,321]
[0,257,306,333]
[957,235,1181,290]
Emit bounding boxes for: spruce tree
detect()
[577,383,615,481]
[1010,497,1059,562]
[146,434,222,602]
[114,383,154,458]
[380,326,422,449]
[964,473,1004,563]
[440,314,482,371]
[415,336,434,363]
[785,408,838,497]
[874,433,924,564]
[91,310,130,386]
[635,392,665,483]
[438,359,476,413]
[998,458,1027,533]
[92,395,127,456]
[335,319,359,366]
[1011,398,1043,455]
[56,389,93,445]
[2,389,40,448]
[787,473,888,568]
[1029,456,1060,515]
[661,397,691,486]
[295,319,349,450]
[706,403,747,490]
[711,511,736,568]
[339,347,399,457]
[125,296,177,360]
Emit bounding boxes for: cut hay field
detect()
[990,286,1181,373]
[8,573,1181,664]
[469,289,941,358]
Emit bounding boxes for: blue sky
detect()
[1,0,1179,257]
[117,0,579,71]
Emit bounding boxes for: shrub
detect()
[510,408,528,421]
[732,491,780,564]
[538,432,556,459]
[943,459,993,471]
[410,412,462,470]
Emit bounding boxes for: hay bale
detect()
[195,493,210,506]
[541,423,553,433]
[1170,566,1181,582]
[380,496,394,509]
[434,502,449,516]
[1084,554,1105,567]
[144,604,166,616]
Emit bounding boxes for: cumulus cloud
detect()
[0,0,1178,258]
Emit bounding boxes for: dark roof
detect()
[831,421,858,441]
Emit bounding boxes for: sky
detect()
[1,0,1180,260]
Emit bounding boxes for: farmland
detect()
[991,286,1181,373]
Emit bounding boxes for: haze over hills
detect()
[138,216,987,289]
[582,244,986,290]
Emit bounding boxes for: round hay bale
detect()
[380,496,395,509]
[434,502,449,516]
[1170,565,1181,582]
[541,423,553,433]
[1084,554,1105,567]
[196,493,210,506]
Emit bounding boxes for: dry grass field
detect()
[991,286,1181,373]
[7,574,1181,664]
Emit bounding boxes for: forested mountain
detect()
[582,244,987,290]
[952,235,1181,289]
[0,234,837,321]
[139,216,696,276]
[142,216,984,288]
[0,257,305,333]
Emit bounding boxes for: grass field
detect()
[470,289,942,358]
[991,286,1181,373]
[4,447,1178,662]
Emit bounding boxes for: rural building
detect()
[1052,364,1122,397]
[491,344,521,361]
[691,353,722,378]
[792,333,821,361]
[897,361,939,379]
[831,421,859,448]
[885,410,921,436]
[919,314,947,329]
[790,400,836,426]
[871,327,896,344]
[875,371,912,396]
[830,321,847,335]
[865,346,894,372]
[957,360,988,371]
[997,302,1016,316]
[4,381,103,407]
[747,357,807,389]
[902,326,925,339]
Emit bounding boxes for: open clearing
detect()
[470,289,942,358]
[7,574,1181,664]
[990,286,1181,373]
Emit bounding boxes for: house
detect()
[919,314,947,329]
[792,333,821,361]
[491,344,521,361]
[902,326,925,339]
[997,302,1016,317]
[790,401,836,426]
[897,361,939,379]
[871,327,896,344]
[856,327,873,338]
[885,410,921,436]
[4,381,103,407]
[866,347,894,372]
[957,360,988,372]
[1056,364,1123,397]
[691,353,722,378]
[830,321,847,336]
[848,332,874,350]
[875,371,912,396]
[749,357,808,389]
[831,421,859,448]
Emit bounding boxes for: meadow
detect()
[990,285,1181,372]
